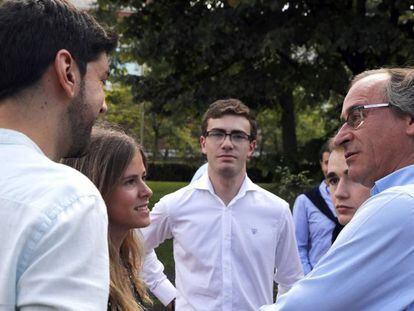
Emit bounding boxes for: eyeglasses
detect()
[344,103,391,129]
[204,129,252,144]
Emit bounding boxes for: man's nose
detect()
[333,123,351,147]
[335,179,350,199]
[221,134,234,147]
[100,98,108,114]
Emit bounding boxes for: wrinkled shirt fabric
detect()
[260,165,414,311]
[0,129,109,310]
[141,172,303,311]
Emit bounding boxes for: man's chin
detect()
[62,147,87,159]
[217,165,239,179]
[349,168,374,188]
[348,165,362,182]
[338,215,352,226]
[62,135,92,159]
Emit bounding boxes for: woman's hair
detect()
[62,123,151,311]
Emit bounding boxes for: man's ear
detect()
[247,139,256,159]
[54,49,78,98]
[405,114,414,136]
[200,136,207,155]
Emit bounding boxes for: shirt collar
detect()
[0,128,45,156]
[372,164,414,196]
[192,170,258,198]
[319,180,330,196]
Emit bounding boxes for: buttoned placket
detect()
[222,200,233,311]
[219,189,249,311]
[206,178,249,310]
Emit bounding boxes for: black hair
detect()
[0,0,118,100]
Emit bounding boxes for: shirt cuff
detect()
[259,304,277,311]
[152,279,176,306]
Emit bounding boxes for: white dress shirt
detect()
[0,129,109,310]
[141,172,303,311]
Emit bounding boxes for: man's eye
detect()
[349,111,360,121]
[328,177,339,186]
[232,133,247,140]
[101,80,110,91]
[210,131,224,137]
[347,109,362,126]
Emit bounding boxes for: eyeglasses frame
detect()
[204,129,253,144]
[345,103,392,129]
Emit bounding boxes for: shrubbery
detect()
[269,166,315,207]
[147,162,198,182]
[147,161,276,183]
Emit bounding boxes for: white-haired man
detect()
[261,68,414,310]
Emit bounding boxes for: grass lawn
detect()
[146,181,188,275]
[147,181,189,208]
[145,181,187,309]
[145,180,274,308]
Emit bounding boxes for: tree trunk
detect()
[150,112,160,161]
[277,91,297,157]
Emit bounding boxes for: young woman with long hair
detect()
[63,124,153,310]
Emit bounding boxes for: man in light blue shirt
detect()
[261,68,414,310]
[292,143,338,274]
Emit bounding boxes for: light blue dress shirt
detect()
[261,165,414,311]
[292,181,336,274]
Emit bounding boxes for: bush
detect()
[268,166,315,207]
[147,162,198,181]
[147,161,273,182]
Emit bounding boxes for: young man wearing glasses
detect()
[141,98,303,310]
[261,68,414,311]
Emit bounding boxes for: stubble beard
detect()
[215,162,244,180]
[63,80,95,158]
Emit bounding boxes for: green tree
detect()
[104,84,200,161]
[96,0,414,168]
[98,0,333,158]
[104,84,144,135]
[306,1,414,76]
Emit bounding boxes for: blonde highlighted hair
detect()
[63,123,152,310]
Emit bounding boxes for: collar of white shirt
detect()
[191,170,261,204]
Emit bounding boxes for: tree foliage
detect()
[104,84,200,161]
[96,0,414,170]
